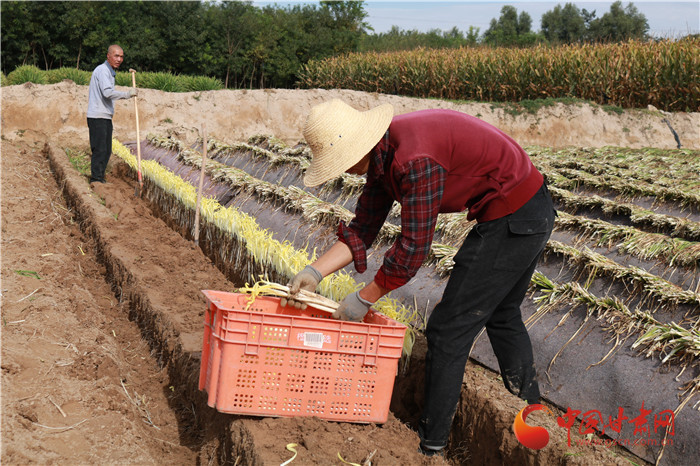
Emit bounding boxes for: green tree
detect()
[1,1,34,73]
[252,1,369,87]
[58,2,103,69]
[464,26,481,46]
[581,8,597,29]
[150,1,209,74]
[1,1,61,71]
[541,3,586,43]
[105,2,169,72]
[359,25,479,52]
[516,10,532,35]
[319,1,370,54]
[206,1,258,88]
[587,1,649,42]
[483,5,542,46]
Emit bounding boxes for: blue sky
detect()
[254,1,700,38]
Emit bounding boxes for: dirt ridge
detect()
[44,142,235,462]
[2,81,698,150]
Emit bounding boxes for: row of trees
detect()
[364,2,650,50]
[1,1,370,88]
[1,1,653,89]
[541,2,649,44]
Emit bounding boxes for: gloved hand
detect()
[129,88,138,98]
[334,291,373,321]
[280,265,323,309]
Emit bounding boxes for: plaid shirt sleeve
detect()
[375,158,446,290]
[338,157,446,290]
[337,173,394,273]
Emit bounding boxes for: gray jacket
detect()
[87,61,130,119]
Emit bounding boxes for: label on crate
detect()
[301,332,326,349]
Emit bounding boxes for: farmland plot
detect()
[2,134,638,466]
[4,85,698,465]
[112,134,698,465]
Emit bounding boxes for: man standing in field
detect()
[284,99,556,457]
[86,44,136,184]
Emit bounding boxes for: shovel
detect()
[129,68,143,197]
[194,124,207,246]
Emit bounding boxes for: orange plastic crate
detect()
[198,290,406,423]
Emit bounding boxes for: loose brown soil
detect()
[1,136,198,464]
[4,83,693,465]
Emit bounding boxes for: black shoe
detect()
[418,445,444,457]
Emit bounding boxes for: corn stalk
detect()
[299,39,699,112]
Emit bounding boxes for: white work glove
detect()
[334,291,373,322]
[280,265,323,309]
[128,88,138,98]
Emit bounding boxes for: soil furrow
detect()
[1,137,197,464]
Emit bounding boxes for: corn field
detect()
[298,38,700,112]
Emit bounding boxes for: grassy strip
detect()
[549,186,700,242]
[430,236,699,308]
[547,240,700,307]
[530,272,699,371]
[556,211,700,268]
[529,146,700,193]
[65,148,91,178]
[6,65,223,91]
[538,161,700,210]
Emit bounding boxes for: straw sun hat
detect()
[302,99,393,187]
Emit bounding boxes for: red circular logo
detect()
[513,404,551,450]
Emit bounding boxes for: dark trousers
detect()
[419,183,556,450]
[87,118,113,183]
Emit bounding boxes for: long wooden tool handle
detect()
[194,124,207,246]
[129,69,143,190]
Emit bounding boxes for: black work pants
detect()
[87,118,113,183]
[419,182,556,450]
